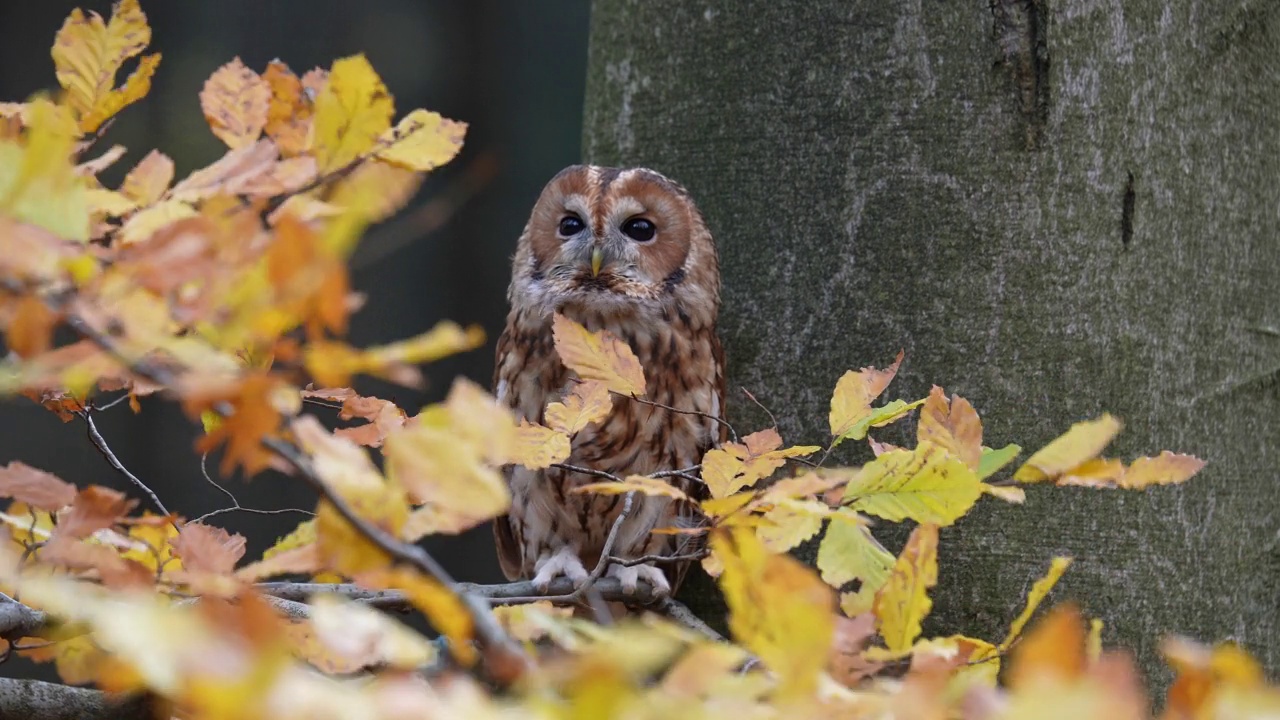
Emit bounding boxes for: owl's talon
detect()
[607,562,670,599]
[531,547,590,592]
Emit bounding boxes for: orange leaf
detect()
[0,461,77,511]
[200,58,270,149]
[551,313,646,396]
[917,385,983,470]
[191,373,282,477]
[7,294,59,358]
[55,485,137,540]
[171,523,246,575]
[262,60,313,157]
[1006,603,1086,690]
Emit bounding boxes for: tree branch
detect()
[0,678,155,720]
[0,592,48,641]
[78,410,171,517]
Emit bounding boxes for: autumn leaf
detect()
[842,444,984,526]
[817,510,894,594]
[701,428,820,499]
[171,523,247,576]
[513,421,571,469]
[755,499,829,552]
[713,527,834,699]
[262,60,313,156]
[6,295,59,358]
[55,485,137,540]
[51,0,159,133]
[0,99,90,241]
[301,387,407,447]
[1163,636,1268,720]
[360,567,476,665]
[200,58,270,149]
[236,519,320,581]
[917,385,982,470]
[375,109,467,172]
[873,523,938,654]
[977,443,1021,479]
[310,54,394,172]
[545,380,613,435]
[191,373,282,477]
[303,322,486,388]
[118,200,197,245]
[1117,451,1206,489]
[298,593,439,672]
[829,350,907,442]
[1005,603,1086,690]
[551,313,646,396]
[383,379,514,532]
[574,476,689,501]
[1014,414,1123,483]
[1000,556,1073,652]
[120,149,174,205]
[0,461,77,510]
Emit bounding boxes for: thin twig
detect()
[256,578,664,606]
[91,393,133,412]
[740,386,777,429]
[657,598,724,641]
[192,454,314,524]
[551,462,623,483]
[77,410,171,517]
[626,394,739,444]
[607,551,707,567]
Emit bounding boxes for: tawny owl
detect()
[492,165,725,598]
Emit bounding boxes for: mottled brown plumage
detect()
[492,165,725,597]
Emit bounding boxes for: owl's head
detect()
[509,165,720,328]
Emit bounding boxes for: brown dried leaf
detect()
[917,385,983,470]
[56,486,137,540]
[0,461,77,511]
[120,149,174,205]
[171,523,247,575]
[262,60,312,156]
[201,58,270,149]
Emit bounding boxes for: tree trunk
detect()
[582,0,1280,689]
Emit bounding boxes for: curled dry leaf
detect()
[0,461,77,511]
[551,312,646,396]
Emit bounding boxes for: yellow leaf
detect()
[327,158,422,224]
[982,483,1026,503]
[85,188,136,216]
[545,380,613,435]
[873,523,938,654]
[0,99,89,241]
[200,57,270,149]
[574,475,688,501]
[1087,618,1103,665]
[1117,451,1205,490]
[701,429,820,500]
[551,313,646,396]
[304,593,438,671]
[829,350,903,441]
[303,322,485,388]
[1000,556,1073,652]
[120,149,174,205]
[52,0,158,133]
[713,527,834,699]
[917,385,983,470]
[118,199,196,244]
[376,109,467,172]
[310,54,394,172]
[978,443,1021,479]
[383,379,514,531]
[513,420,571,469]
[362,567,476,665]
[1014,414,1123,483]
[755,499,828,552]
[262,60,312,156]
[294,417,409,576]
[842,444,984,526]
[816,511,894,590]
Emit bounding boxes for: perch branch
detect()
[0,678,155,720]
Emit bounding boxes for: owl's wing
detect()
[492,500,524,581]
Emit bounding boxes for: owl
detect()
[492,165,726,599]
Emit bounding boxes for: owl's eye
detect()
[621,217,656,242]
[558,215,585,238]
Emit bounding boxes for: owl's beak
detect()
[590,247,604,278]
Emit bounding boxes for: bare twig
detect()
[608,551,707,567]
[657,598,724,641]
[256,578,665,606]
[625,394,739,444]
[77,410,171,518]
[192,454,314,524]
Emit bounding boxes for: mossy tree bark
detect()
[582,0,1280,687]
